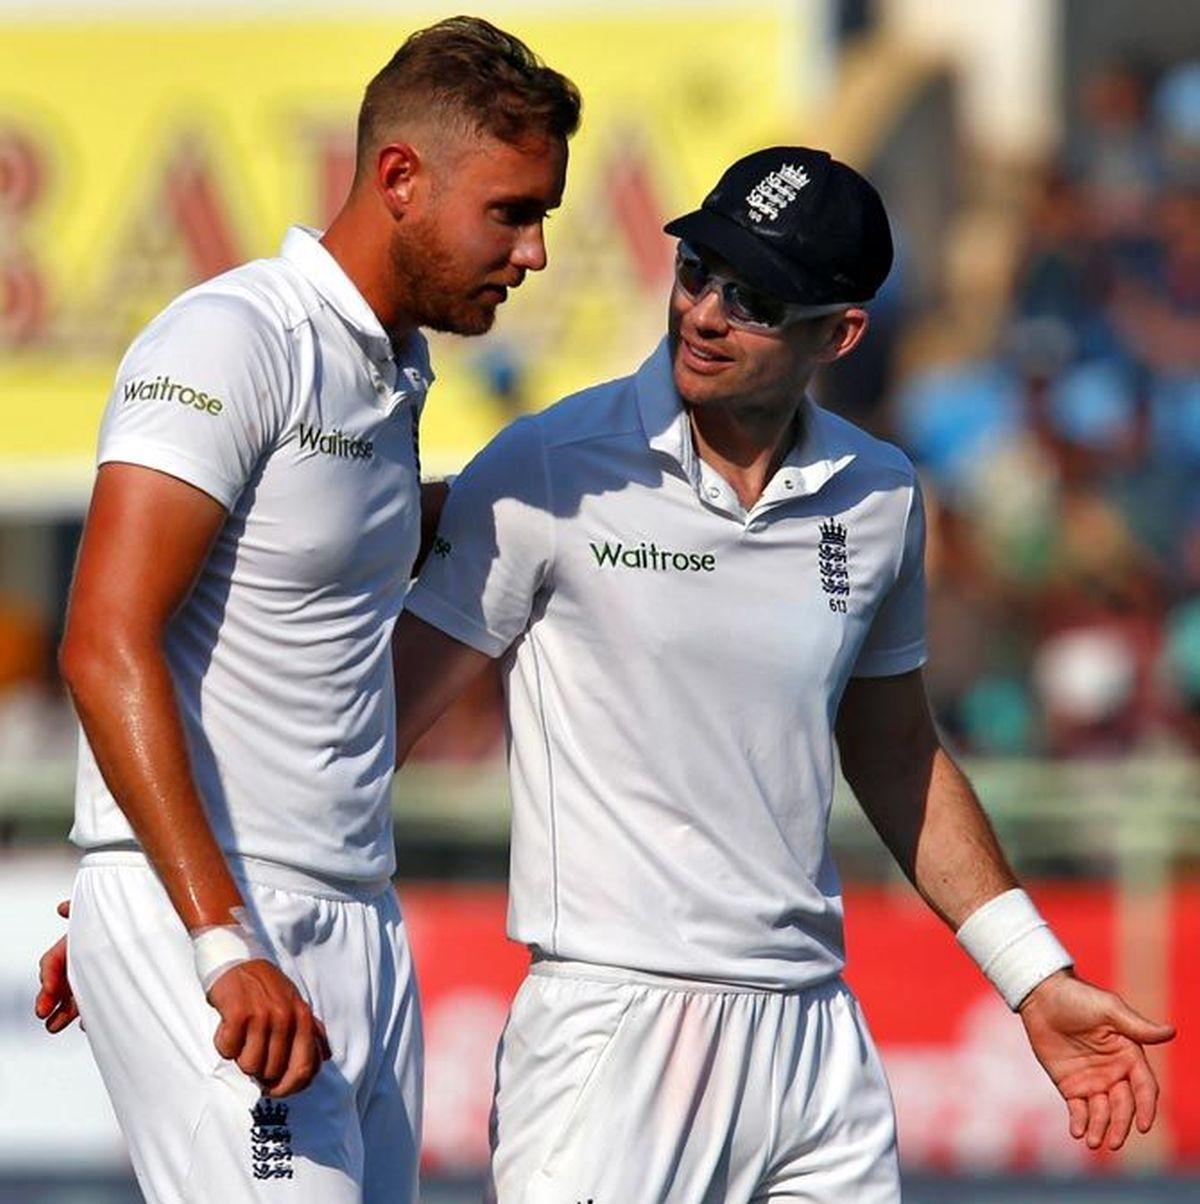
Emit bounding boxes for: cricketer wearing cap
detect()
[388,147,1175,1201]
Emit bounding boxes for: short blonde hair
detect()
[355,16,581,177]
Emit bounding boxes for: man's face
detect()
[389,131,568,336]
[667,246,849,416]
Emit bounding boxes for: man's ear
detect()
[376,143,422,219]
[820,308,870,363]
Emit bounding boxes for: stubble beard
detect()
[668,325,736,411]
[388,218,496,337]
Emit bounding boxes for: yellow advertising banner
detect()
[0,7,815,510]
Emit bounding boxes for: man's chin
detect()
[422,303,497,338]
[672,352,727,408]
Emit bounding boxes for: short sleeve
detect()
[852,474,928,677]
[97,291,291,509]
[404,417,554,657]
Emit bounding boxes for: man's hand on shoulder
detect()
[1019,969,1175,1151]
[208,960,331,1099]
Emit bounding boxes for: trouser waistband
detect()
[529,954,841,996]
[78,847,393,903]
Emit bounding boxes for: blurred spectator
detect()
[1162,595,1200,750]
[0,594,47,690]
[1033,625,1141,756]
[1066,60,1161,241]
[0,594,74,764]
[1154,60,1200,187]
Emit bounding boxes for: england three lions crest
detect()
[818,519,850,611]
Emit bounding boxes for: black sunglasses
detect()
[673,242,850,332]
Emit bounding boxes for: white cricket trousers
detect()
[489,960,900,1203]
[69,852,422,1204]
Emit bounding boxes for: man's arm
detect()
[413,480,451,575]
[835,669,1174,1152]
[58,463,328,1096]
[835,670,1016,927]
[392,611,493,766]
[396,415,554,760]
[40,600,490,1041]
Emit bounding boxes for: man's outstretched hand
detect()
[35,901,78,1034]
[1020,970,1175,1151]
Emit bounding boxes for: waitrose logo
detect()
[589,540,716,573]
[298,423,374,461]
[123,375,223,415]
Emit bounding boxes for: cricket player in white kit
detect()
[40,19,579,1202]
[388,148,1175,1201]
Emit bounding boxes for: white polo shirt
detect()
[406,339,926,988]
[71,226,433,883]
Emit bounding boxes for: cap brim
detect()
[664,207,847,306]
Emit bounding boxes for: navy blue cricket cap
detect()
[663,146,894,306]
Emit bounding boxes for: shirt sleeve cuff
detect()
[403,586,512,658]
[98,437,241,510]
[851,640,927,679]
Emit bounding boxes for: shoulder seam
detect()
[203,263,324,338]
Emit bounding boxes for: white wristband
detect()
[190,907,270,994]
[956,888,1073,1010]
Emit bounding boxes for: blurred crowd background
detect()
[1,1,1198,1200]
[865,55,1200,761]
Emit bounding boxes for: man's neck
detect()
[687,400,804,510]
[320,208,417,348]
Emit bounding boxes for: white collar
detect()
[633,337,855,503]
[280,225,435,393]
